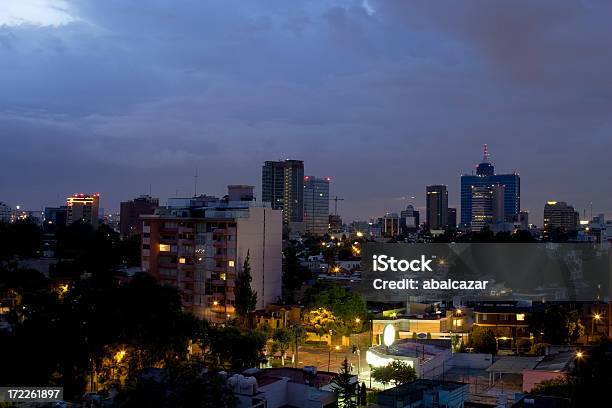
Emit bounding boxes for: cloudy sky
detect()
[1,0,611,223]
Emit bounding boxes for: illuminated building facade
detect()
[543,201,579,232]
[66,193,100,228]
[461,145,520,229]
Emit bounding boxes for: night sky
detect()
[1,1,611,224]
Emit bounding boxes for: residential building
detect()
[461,145,520,229]
[119,195,159,237]
[66,193,100,228]
[303,176,330,236]
[261,160,304,227]
[141,188,282,323]
[522,352,573,392]
[232,367,346,408]
[472,301,532,348]
[426,185,448,230]
[543,201,579,232]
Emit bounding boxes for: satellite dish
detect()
[383,324,396,347]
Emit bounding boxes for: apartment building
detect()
[141,193,282,323]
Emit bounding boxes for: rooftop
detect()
[248,367,336,388]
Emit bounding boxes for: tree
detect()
[205,326,266,371]
[371,364,393,388]
[272,328,293,366]
[388,361,417,385]
[528,305,584,345]
[234,250,257,325]
[469,327,497,354]
[303,282,367,335]
[282,245,314,302]
[531,377,573,399]
[359,382,367,406]
[372,361,416,387]
[331,358,357,408]
[116,361,237,408]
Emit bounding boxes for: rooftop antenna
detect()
[482,144,490,163]
[194,168,198,197]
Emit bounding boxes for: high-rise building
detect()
[471,186,493,230]
[141,186,282,323]
[262,160,304,226]
[447,208,457,230]
[120,195,159,238]
[66,193,100,228]
[329,214,343,233]
[491,184,505,224]
[426,185,448,230]
[303,176,330,236]
[518,210,529,230]
[400,205,420,233]
[543,201,579,232]
[380,213,400,238]
[461,145,520,229]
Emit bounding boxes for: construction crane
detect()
[329,196,345,215]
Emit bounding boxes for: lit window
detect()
[159,244,171,252]
[228,260,235,267]
[220,273,226,280]
[516,313,525,321]
[179,257,186,264]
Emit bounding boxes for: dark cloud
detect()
[0,0,611,223]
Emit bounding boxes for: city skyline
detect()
[1,1,611,222]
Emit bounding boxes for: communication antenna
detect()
[194,168,198,197]
[482,144,490,163]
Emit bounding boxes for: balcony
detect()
[213,241,227,248]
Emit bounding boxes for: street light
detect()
[575,351,584,359]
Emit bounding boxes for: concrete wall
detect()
[236,207,283,309]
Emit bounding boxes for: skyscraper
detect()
[426,185,448,230]
[66,193,100,228]
[461,145,520,229]
[303,176,330,236]
[543,201,579,232]
[447,208,457,230]
[262,160,304,226]
[471,186,493,230]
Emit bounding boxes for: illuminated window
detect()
[228,260,235,267]
[159,244,171,252]
[516,313,525,321]
[220,273,226,280]
[179,257,186,264]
